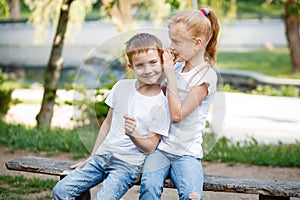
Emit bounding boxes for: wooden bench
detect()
[5,156,300,200]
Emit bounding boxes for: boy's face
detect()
[129,49,163,85]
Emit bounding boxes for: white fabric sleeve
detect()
[149,104,170,137]
[104,81,120,108]
[190,68,217,95]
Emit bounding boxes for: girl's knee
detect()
[140,175,164,199]
[179,190,202,200]
[189,191,201,200]
[141,176,161,190]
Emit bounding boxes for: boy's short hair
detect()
[125,33,163,65]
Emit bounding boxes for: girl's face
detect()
[169,23,197,63]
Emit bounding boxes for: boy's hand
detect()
[69,156,91,170]
[123,114,136,136]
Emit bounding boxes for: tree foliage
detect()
[0,0,10,17]
[24,0,96,44]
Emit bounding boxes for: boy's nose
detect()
[144,65,152,74]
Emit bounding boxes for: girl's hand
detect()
[162,49,176,80]
[123,114,136,136]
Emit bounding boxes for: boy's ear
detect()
[127,63,133,70]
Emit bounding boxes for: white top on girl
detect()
[158,61,217,158]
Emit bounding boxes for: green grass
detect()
[0,121,89,159]
[204,137,300,167]
[0,175,57,200]
[221,84,300,97]
[1,121,299,167]
[217,49,300,79]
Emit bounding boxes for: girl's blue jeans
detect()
[52,154,140,200]
[139,149,203,200]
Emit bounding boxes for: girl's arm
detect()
[163,51,208,123]
[124,115,161,154]
[70,108,113,169]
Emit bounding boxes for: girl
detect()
[139,8,220,200]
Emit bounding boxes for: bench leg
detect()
[259,194,290,200]
[59,175,91,200]
[75,191,91,200]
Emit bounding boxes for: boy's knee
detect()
[52,183,64,199]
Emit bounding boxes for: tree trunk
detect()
[36,0,73,130]
[9,0,20,21]
[101,0,140,31]
[284,0,300,73]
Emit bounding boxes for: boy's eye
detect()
[151,60,157,65]
[136,64,144,68]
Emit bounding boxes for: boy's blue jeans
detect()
[52,154,140,200]
[139,149,203,200]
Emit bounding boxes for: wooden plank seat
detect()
[5,156,300,200]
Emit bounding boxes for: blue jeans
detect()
[139,149,203,200]
[52,154,140,200]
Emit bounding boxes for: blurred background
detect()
[0,1,299,199]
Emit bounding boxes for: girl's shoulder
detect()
[206,67,218,79]
[174,62,185,72]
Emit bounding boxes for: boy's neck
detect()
[136,83,161,96]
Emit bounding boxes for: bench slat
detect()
[5,156,300,198]
[204,174,300,197]
[5,156,75,176]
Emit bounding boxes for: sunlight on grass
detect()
[217,49,300,79]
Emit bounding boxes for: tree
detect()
[263,0,300,73]
[36,0,74,130]
[24,0,94,130]
[9,0,20,20]
[284,0,300,73]
[101,0,141,32]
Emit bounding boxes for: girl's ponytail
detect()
[205,9,219,65]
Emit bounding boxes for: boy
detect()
[52,33,170,200]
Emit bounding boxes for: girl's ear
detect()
[195,37,202,46]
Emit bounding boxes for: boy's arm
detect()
[91,107,113,155]
[70,108,113,169]
[128,132,161,155]
[124,114,161,154]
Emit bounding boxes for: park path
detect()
[5,88,300,144]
